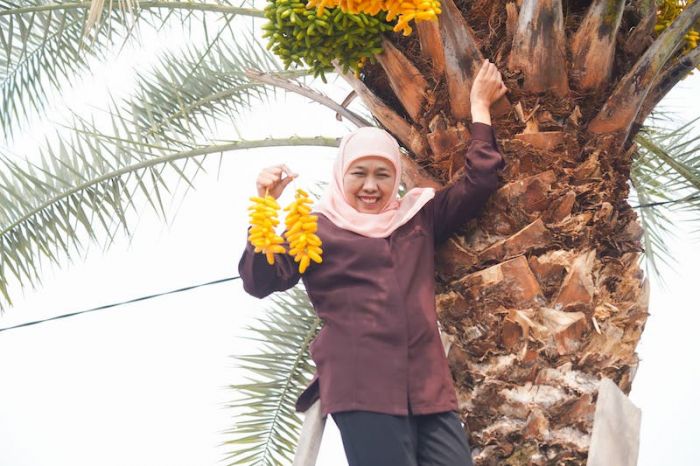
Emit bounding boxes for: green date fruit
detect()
[261,0,394,82]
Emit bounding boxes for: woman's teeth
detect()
[360,197,378,204]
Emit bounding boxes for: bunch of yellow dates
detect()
[307,0,442,36]
[248,188,323,273]
[656,0,699,52]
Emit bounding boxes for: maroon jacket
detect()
[238,123,505,417]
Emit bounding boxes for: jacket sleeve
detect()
[238,225,302,299]
[429,122,506,245]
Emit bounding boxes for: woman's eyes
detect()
[352,172,389,177]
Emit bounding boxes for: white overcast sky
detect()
[0,12,699,466]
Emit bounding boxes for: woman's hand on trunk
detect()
[470,60,508,126]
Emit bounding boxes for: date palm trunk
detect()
[329,0,700,464]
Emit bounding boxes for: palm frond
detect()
[630,115,700,285]
[244,68,372,128]
[0,0,265,141]
[0,0,112,140]
[121,31,310,145]
[222,286,321,466]
[0,115,338,311]
[630,167,677,287]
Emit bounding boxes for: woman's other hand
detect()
[256,164,299,199]
[470,60,508,126]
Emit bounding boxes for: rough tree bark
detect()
[334,0,700,464]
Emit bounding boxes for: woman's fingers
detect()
[282,164,298,177]
[267,164,298,180]
[256,164,298,198]
[488,63,500,84]
[485,63,503,90]
[267,166,284,177]
[262,168,285,184]
[260,177,277,189]
[475,60,499,89]
[257,173,277,188]
[281,176,295,188]
[474,62,490,85]
[469,59,507,111]
[475,59,488,81]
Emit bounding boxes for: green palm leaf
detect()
[121,32,309,145]
[0,0,265,141]
[0,12,355,312]
[0,0,110,140]
[0,122,337,311]
[631,115,700,285]
[222,286,321,466]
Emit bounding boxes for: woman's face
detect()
[343,155,397,213]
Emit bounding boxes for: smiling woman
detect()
[342,155,397,213]
[239,59,508,466]
[239,118,505,466]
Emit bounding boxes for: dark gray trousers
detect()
[330,407,474,466]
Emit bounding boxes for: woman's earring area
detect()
[398,182,407,198]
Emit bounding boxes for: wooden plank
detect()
[292,399,327,466]
[587,377,642,466]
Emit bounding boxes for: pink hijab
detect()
[315,126,435,238]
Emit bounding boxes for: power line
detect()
[0,275,241,334]
[6,190,698,332]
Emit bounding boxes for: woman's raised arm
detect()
[429,59,507,245]
[429,123,505,245]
